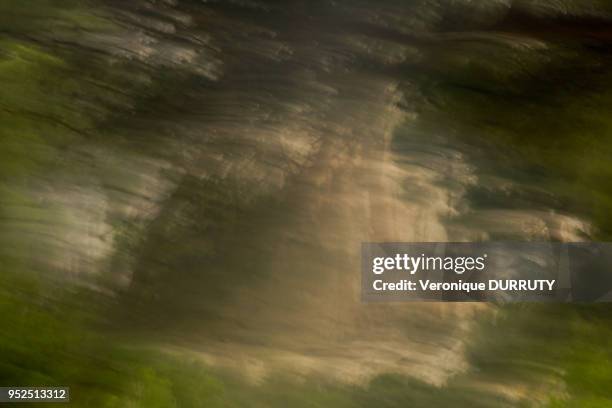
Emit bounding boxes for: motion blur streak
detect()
[1,1,611,407]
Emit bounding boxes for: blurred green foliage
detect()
[403,35,612,239]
